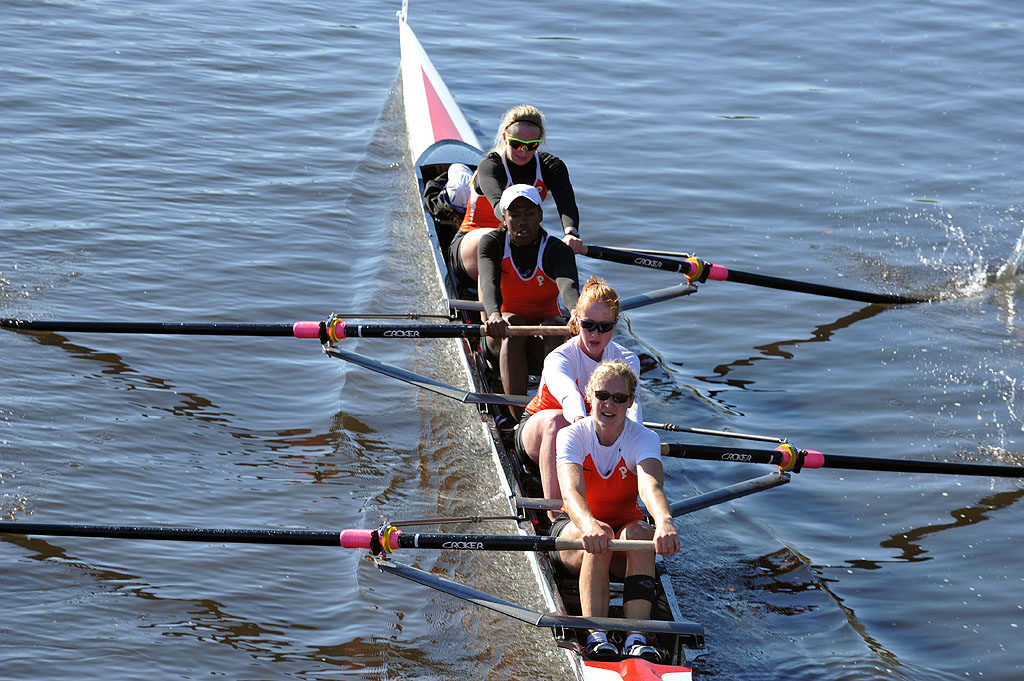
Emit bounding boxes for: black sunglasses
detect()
[593,390,632,404]
[579,319,615,333]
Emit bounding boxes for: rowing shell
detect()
[396,8,703,680]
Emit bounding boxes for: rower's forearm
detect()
[640,483,674,527]
[555,276,579,312]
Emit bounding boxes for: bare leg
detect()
[500,313,527,418]
[481,312,528,419]
[457,227,496,282]
[555,524,613,634]
[520,409,569,517]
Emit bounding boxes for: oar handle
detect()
[507,325,571,336]
[553,538,655,552]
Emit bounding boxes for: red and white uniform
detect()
[499,231,563,324]
[459,155,547,232]
[556,417,662,529]
[525,335,642,423]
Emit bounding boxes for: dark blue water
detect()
[2,1,1022,679]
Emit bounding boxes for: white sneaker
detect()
[624,643,663,663]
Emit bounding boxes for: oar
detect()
[376,558,704,642]
[0,318,569,341]
[0,519,699,643]
[660,442,1024,477]
[581,243,927,305]
[0,522,654,553]
[322,345,531,407]
[517,471,791,518]
[645,421,787,445]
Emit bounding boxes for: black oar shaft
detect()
[581,244,925,305]
[0,320,297,336]
[0,522,339,545]
[717,267,924,305]
[396,532,561,551]
[582,244,693,275]
[0,319,569,339]
[0,523,653,552]
[662,443,1024,477]
[808,453,1024,477]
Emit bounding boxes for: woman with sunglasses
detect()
[552,359,678,663]
[513,276,640,512]
[447,104,582,290]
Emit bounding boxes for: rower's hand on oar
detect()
[562,233,583,254]
[581,518,613,554]
[653,518,680,556]
[483,312,509,339]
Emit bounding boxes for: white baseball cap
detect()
[498,184,542,214]
[444,163,473,210]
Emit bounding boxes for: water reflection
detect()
[879,486,1024,563]
[18,330,238,424]
[13,329,388,486]
[719,486,1024,678]
[1,533,362,673]
[696,303,887,391]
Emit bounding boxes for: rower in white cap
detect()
[478,183,580,427]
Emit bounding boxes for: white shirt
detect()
[556,416,661,477]
[536,335,643,423]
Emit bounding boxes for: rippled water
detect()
[3,1,1022,679]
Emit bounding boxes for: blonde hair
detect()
[569,275,620,335]
[585,360,638,405]
[491,104,546,151]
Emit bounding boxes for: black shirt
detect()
[474,151,580,233]
[477,227,580,319]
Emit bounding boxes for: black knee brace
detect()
[623,574,657,604]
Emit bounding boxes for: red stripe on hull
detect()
[421,66,462,143]
[583,658,692,681]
